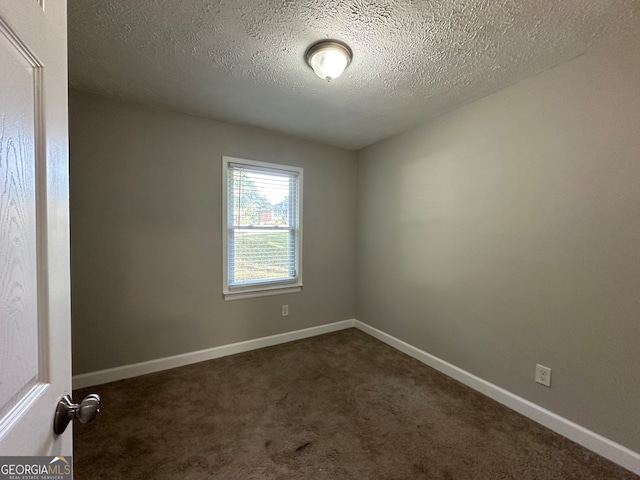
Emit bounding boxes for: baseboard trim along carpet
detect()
[72,319,356,390]
[72,318,640,475]
[352,320,640,476]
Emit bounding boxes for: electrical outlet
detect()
[282,305,289,317]
[535,364,552,387]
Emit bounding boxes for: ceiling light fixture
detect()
[306,40,352,82]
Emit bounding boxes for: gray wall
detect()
[69,90,357,375]
[356,34,640,452]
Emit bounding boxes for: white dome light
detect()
[306,41,352,82]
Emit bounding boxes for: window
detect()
[222,157,303,300]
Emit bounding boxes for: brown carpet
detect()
[73,328,638,479]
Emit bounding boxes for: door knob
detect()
[53,393,101,435]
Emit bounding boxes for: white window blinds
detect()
[223,157,303,298]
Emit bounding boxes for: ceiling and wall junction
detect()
[68,0,640,149]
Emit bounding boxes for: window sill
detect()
[223,285,302,301]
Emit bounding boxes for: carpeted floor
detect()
[73,328,638,479]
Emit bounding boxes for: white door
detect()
[0,0,72,456]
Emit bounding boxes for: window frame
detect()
[222,156,303,301]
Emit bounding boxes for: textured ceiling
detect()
[68,0,640,150]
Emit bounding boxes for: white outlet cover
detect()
[535,364,552,387]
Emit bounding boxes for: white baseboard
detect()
[352,320,640,476]
[72,319,356,390]
[73,317,639,475]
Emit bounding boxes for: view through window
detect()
[223,157,303,299]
